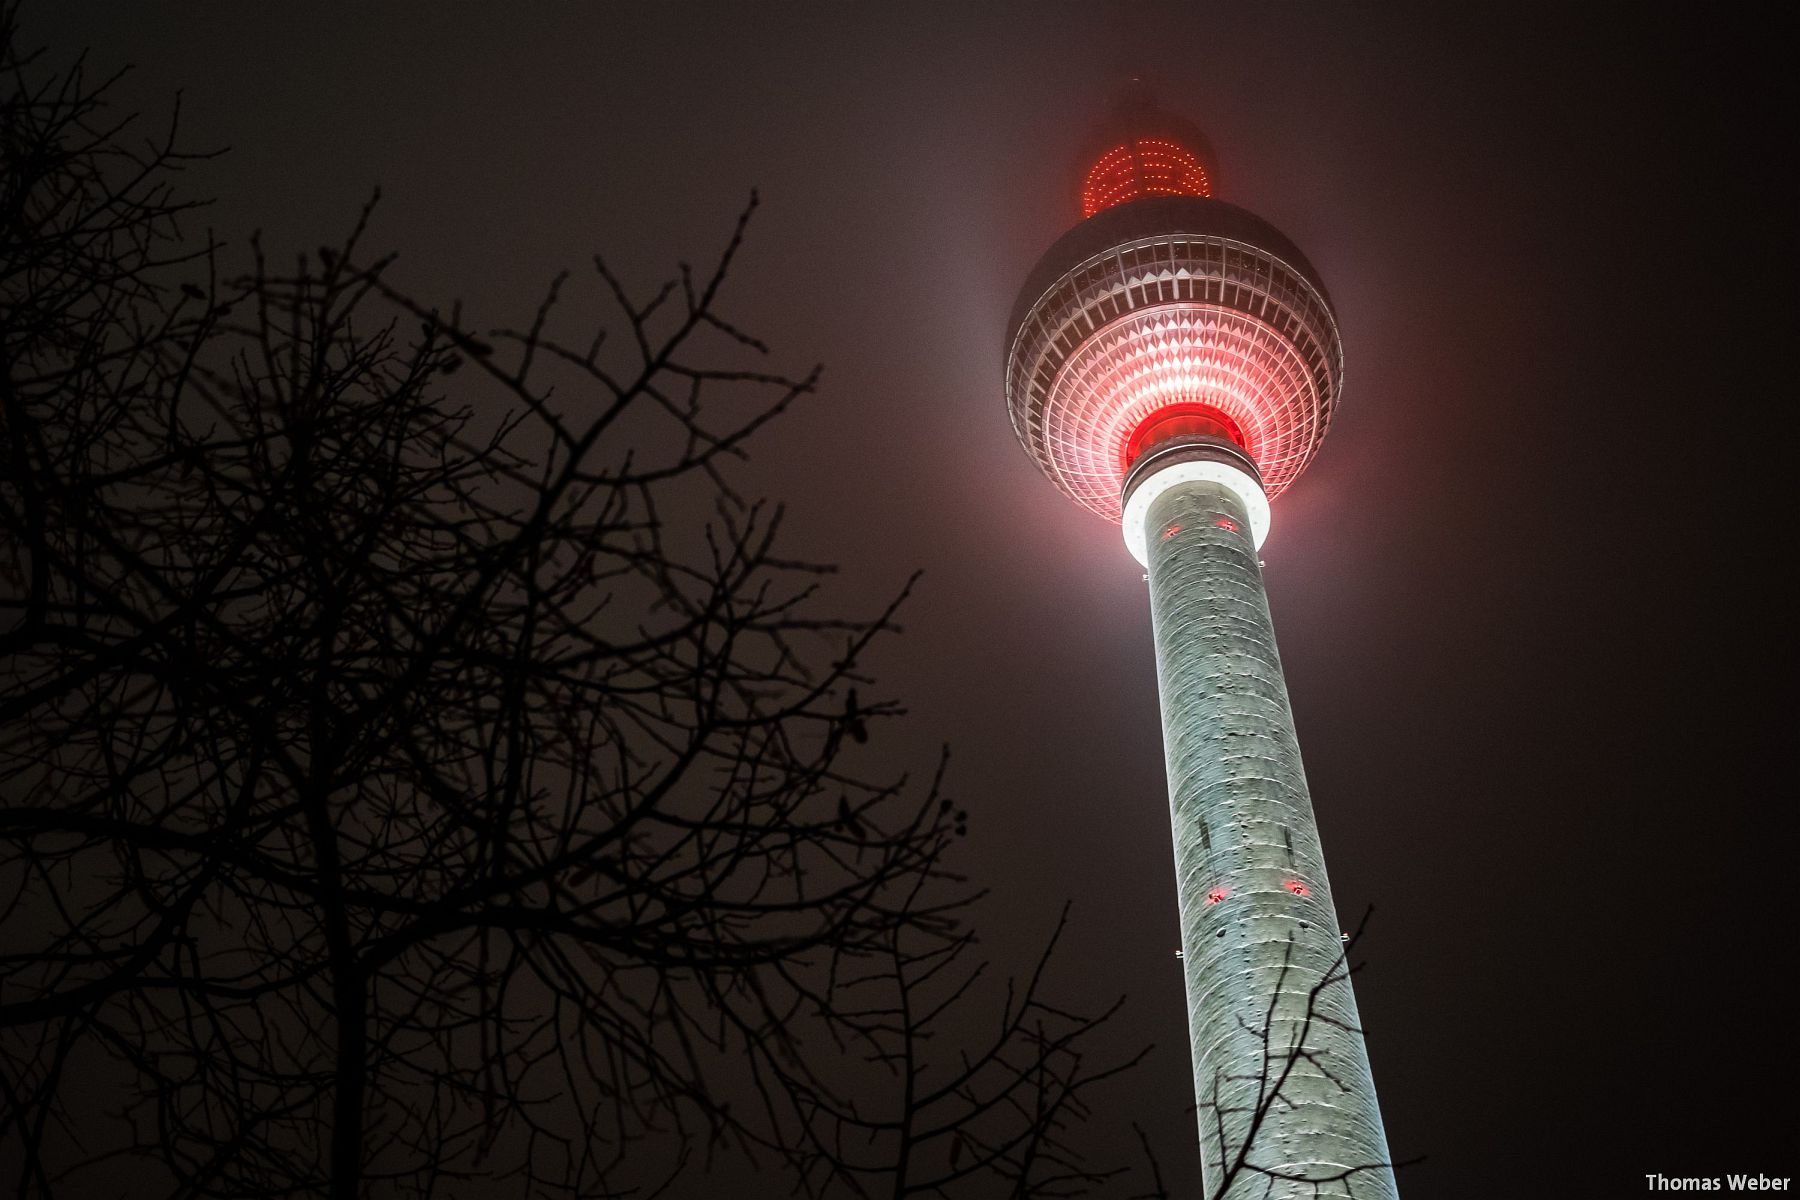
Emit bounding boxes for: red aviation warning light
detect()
[1082,138,1213,218]
[1068,80,1222,222]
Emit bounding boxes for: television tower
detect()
[1003,87,1397,1197]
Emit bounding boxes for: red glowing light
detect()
[1206,887,1229,905]
[1284,880,1310,897]
[1162,523,1182,541]
[1124,403,1248,472]
[1214,517,1240,533]
[1082,138,1213,219]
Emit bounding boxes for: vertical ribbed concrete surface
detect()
[1143,480,1396,1199]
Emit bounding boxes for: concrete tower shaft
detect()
[1130,448,1395,1197]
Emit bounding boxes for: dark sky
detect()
[28,3,1794,1196]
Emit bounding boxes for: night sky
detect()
[27,4,1793,1196]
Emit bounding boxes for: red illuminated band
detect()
[1124,403,1247,470]
[1082,138,1213,219]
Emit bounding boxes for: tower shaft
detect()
[1142,478,1395,1198]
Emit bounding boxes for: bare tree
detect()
[784,894,1149,1200]
[0,16,973,1196]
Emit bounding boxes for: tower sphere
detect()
[1004,101,1344,526]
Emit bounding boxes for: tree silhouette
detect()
[787,897,1149,1199]
[1194,910,1417,1199]
[0,15,1161,1198]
